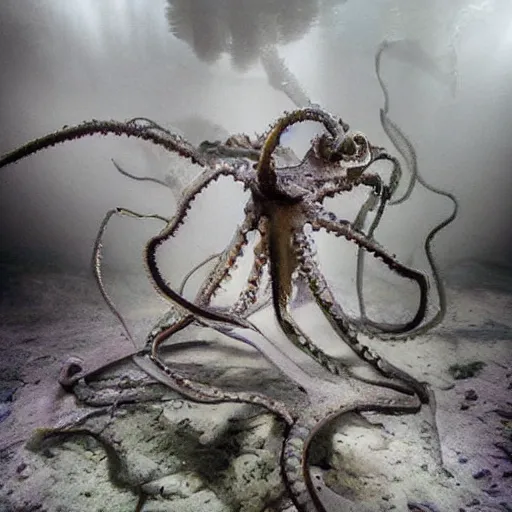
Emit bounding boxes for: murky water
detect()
[1,4,512,511]
[0,0,511,279]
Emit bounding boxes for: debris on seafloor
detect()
[448,361,486,380]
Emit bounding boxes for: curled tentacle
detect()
[93,203,222,349]
[143,161,259,328]
[309,206,429,333]
[58,356,87,390]
[293,231,429,403]
[144,205,260,357]
[378,111,458,339]
[283,395,422,512]
[310,171,388,204]
[93,207,171,346]
[351,43,459,340]
[257,108,350,196]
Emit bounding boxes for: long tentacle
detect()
[125,302,295,426]
[0,120,206,168]
[132,259,296,427]
[140,348,294,425]
[266,212,348,377]
[283,394,422,512]
[378,111,458,339]
[145,207,259,356]
[293,231,429,402]
[350,43,423,328]
[178,253,221,295]
[132,283,297,426]
[138,287,298,430]
[266,212,422,397]
[353,115,424,335]
[144,160,258,329]
[353,152,398,331]
[193,204,259,307]
[353,165,439,336]
[352,42,459,340]
[295,171,429,338]
[310,206,429,333]
[92,207,171,347]
[229,217,269,316]
[311,170,390,204]
[111,158,171,190]
[93,206,221,346]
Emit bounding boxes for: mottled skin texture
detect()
[1,107,439,511]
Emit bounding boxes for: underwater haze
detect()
[0,0,511,280]
[1,3,512,511]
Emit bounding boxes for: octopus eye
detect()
[339,136,356,156]
[353,134,367,147]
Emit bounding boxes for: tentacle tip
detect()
[58,356,86,391]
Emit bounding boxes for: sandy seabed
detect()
[0,260,510,512]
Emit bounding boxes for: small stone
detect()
[460,403,469,410]
[472,468,491,479]
[464,389,478,401]
[442,468,455,478]
[458,456,468,464]
[503,470,512,478]
[15,462,31,480]
[142,472,204,498]
[0,388,15,402]
[407,502,440,512]
[16,463,27,474]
